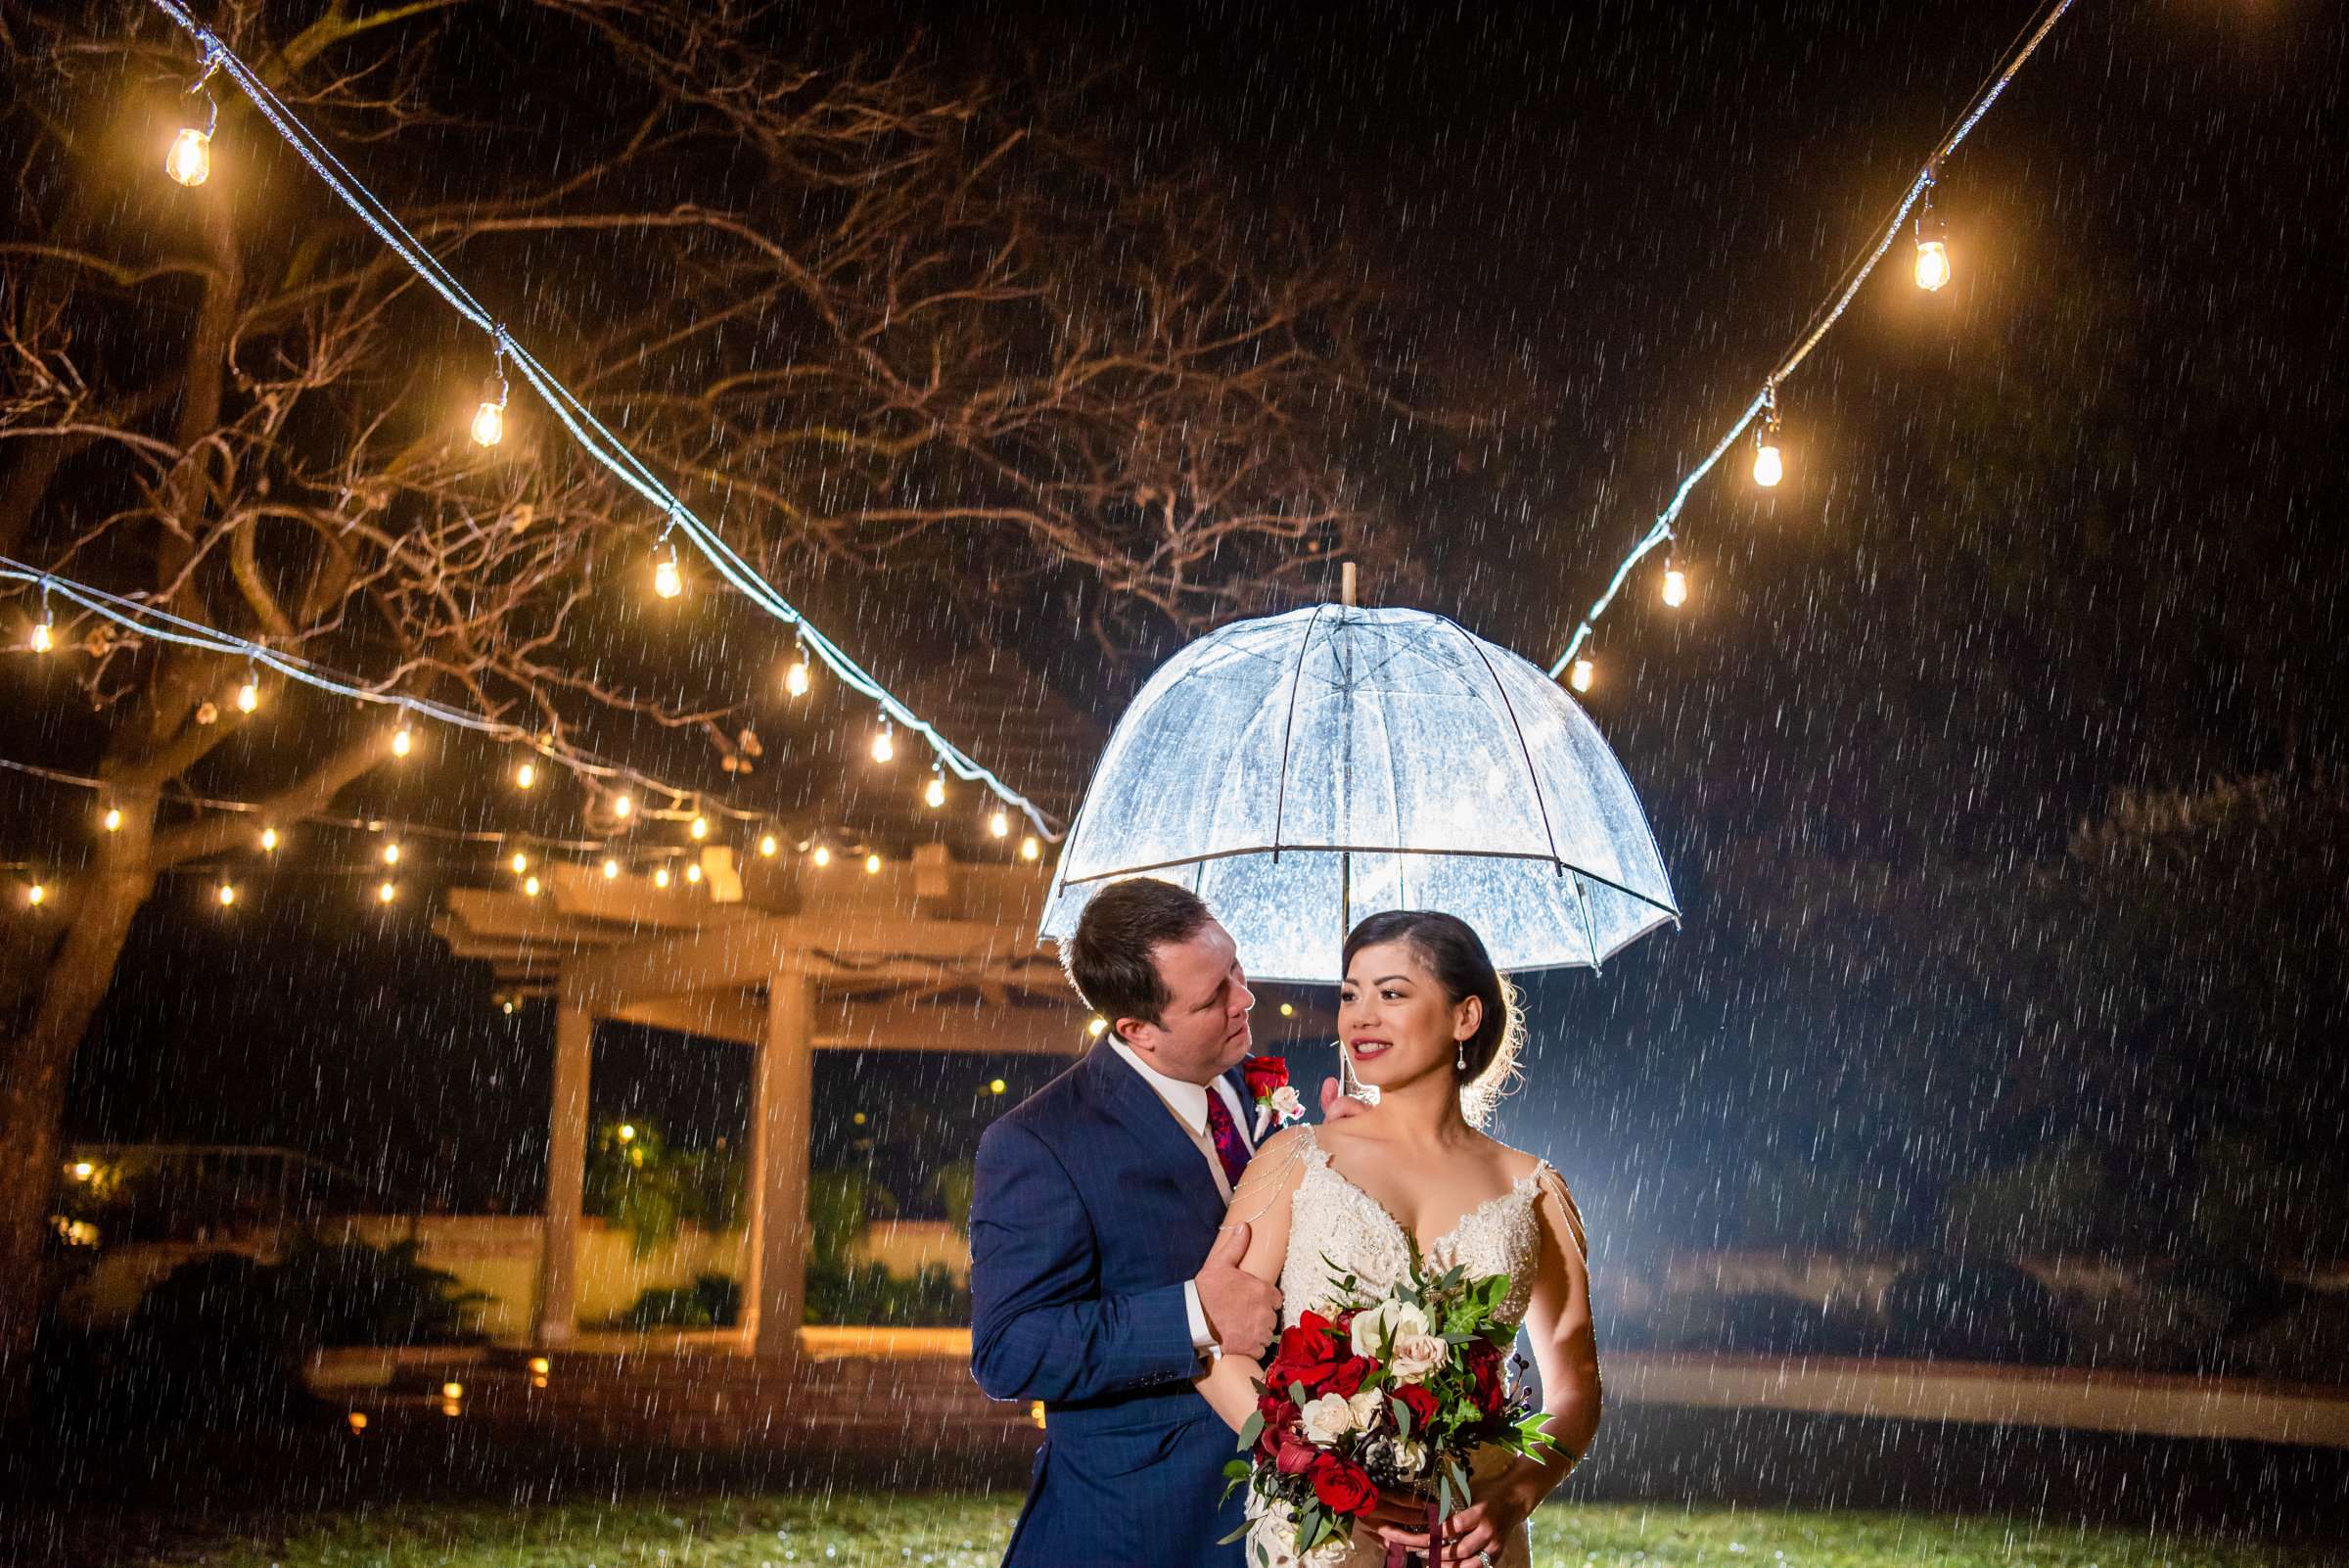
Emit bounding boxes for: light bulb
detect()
[864,853,882,875]
[235,679,259,714]
[871,727,895,763]
[989,810,1010,840]
[689,814,709,841]
[470,399,505,448]
[784,659,810,698]
[758,833,779,857]
[514,760,536,790]
[391,724,413,758]
[811,846,832,868]
[382,842,401,866]
[685,863,703,885]
[1914,238,1952,293]
[652,556,683,600]
[1752,437,1783,488]
[989,1079,1007,1096]
[617,1124,636,1142]
[103,807,122,833]
[523,874,541,898]
[26,883,46,907]
[377,881,398,904]
[1569,658,1595,694]
[217,882,237,907]
[653,866,671,889]
[925,775,946,809]
[259,826,279,853]
[1663,568,1689,608]
[1020,836,1040,862]
[29,621,54,654]
[612,793,632,819]
[602,857,621,880]
[1087,1017,1108,1038]
[510,851,530,874]
[165,126,211,187]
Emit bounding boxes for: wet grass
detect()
[114,1492,2325,1568]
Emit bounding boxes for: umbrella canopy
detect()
[1039,605,1679,983]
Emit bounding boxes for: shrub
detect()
[610,1271,742,1330]
[1882,1256,2069,1365]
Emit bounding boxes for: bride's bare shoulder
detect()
[1478,1133,1547,1184]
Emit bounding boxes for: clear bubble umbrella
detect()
[1038,603,1679,984]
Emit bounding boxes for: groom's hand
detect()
[1194,1222,1279,1358]
[1320,1077,1369,1122]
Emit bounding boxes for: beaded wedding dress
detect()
[1237,1124,1555,1568]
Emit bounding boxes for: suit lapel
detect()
[1084,1041,1233,1207]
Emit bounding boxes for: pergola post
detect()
[748,968,813,1359]
[536,997,593,1346]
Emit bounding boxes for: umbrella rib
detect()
[1437,614,1568,872]
[1268,602,1335,856]
[1061,843,1681,918]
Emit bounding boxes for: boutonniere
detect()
[1242,1054,1306,1130]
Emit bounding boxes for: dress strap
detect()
[1225,1126,1313,1228]
[1533,1163,1589,1266]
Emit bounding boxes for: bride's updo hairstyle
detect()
[1341,909,1525,1129]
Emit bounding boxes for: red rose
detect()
[1308,1453,1380,1515]
[1392,1383,1440,1431]
[1242,1054,1289,1099]
[1274,1430,1320,1476]
[1322,1355,1375,1399]
[1267,1311,1340,1391]
[1468,1346,1508,1415]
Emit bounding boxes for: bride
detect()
[1195,910,1602,1568]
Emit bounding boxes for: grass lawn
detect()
[121,1491,2326,1568]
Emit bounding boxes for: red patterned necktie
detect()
[1203,1085,1251,1188]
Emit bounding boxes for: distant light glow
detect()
[103,807,122,833]
[382,842,401,865]
[26,883,46,907]
[216,882,237,906]
[758,833,779,857]
[612,793,632,819]
[1020,836,1041,862]
[602,857,621,880]
[811,846,832,868]
[864,853,882,875]
[989,810,1010,840]
[685,862,704,885]
[259,826,280,853]
[510,852,530,875]
[514,760,537,790]
[523,874,541,898]
[689,814,710,841]
[653,866,671,889]
[377,880,398,903]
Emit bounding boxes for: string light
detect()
[601,856,621,879]
[652,866,671,889]
[783,653,810,699]
[29,619,54,654]
[863,853,882,875]
[390,723,413,758]
[259,826,280,853]
[216,882,237,907]
[470,343,509,448]
[652,552,683,600]
[871,722,895,764]
[811,845,832,868]
[1569,658,1595,694]
[684,862,703,885]
[688,814,709,841]
[523,874,541,898]
[234,676,260,714]
[25,882,46,907]
[611,793,633,819]
[758,832,779,857]
[103,807,122,833]
[989,809,1010,840]
[381,841,401,866]
[1914,170,1952,293]
[1662,567,1689,608]
[377,880,398,904]
[1020,836,1040,862]
[165,47,219,188]
[513,759,537,790]
[925,772,946,809]
[510,851,530,875]
[1752,389,1784,488]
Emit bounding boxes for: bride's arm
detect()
[1193,1127,1310,1432]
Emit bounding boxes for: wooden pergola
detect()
[435,843,1084,1358]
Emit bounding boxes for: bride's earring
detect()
[1455,1039,1467,1072]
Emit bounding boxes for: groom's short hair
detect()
[1063,877,1213,1029]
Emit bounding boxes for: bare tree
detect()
[0,0,1461,1394]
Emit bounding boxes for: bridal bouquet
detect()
[1221,1258,1553,1568]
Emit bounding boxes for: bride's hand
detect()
[1318,1076,1370,1122]
[1377,1479,1536,1565]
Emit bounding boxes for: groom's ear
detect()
[1112,1015,1152,1048]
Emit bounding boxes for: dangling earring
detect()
[1455,1040,1467,1072]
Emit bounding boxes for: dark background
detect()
[29,1,2348,1262]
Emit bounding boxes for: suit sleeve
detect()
[969,1116,1200,1404]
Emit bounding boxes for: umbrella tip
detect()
[1340,561,1358,608]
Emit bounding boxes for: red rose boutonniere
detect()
[1242,1054,1305,1132]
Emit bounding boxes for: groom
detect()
[972,877,1344,1568]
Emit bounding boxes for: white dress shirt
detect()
[1107,1038,1255,1356]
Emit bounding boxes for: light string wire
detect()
[3,556,767,832]
[1546,0,2078,679]
[138,0,1058,839]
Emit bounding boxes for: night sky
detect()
[26,2,2347,1256]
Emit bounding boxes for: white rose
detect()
[1349,1300,1429,1360]
[1267,1084,1306,1123]
[1298,1392,1358,1447]
[1346,1387,1385,1431]
[1391,1437,1428,1477]
[1388,1331,1448,1384]
[1246,1507,1302,1568]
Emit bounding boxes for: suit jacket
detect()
[970,1041,1256,1568]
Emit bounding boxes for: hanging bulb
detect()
[689,814,710,841]
[811,845,832,868]
[653,866,671,889]
[601,857,621,880]
[784,658,810,698]
[1662,568,1689,608]
[1569,658,1595,694]
[871,723,896,763]
[989,809,1010,840]
[611,793,633,819]
[382,841,401,866]
[377,881,399,904]
[1019,836,1041,863]
[864,853,883,876]
[29,619,54,654]
[1752,416,1784,488]
[166,125,211,188]
[470,397,505,448]
[216,882,238,907]
[1914,238,1952,293]
[652,553,684,600]
[758,833,779,858]
[391,723,414,759]
[685,862,704,886]
[235,678,260,714]
[514,760,536,790]
[259,826,280,853]
[924,774,946,809]
[103,807,123,833]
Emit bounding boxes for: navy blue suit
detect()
[971,1042,1255,1568]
